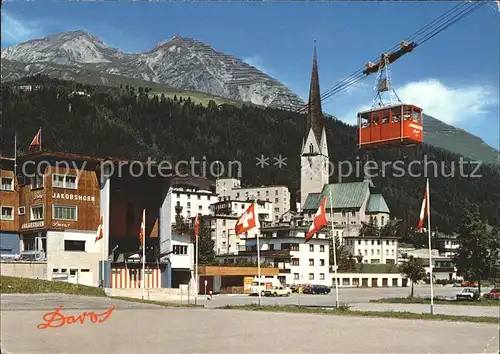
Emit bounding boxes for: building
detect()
[0,157,20,256]
[216,177,290,221]
[204,198,273,255]
[166,176,216,226]
[220,221,330,286]
[433,232,459,258]
[299,45,329,208]
[344,234,398,264]
[399,247,457,281]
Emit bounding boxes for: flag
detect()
[194,214,200,237]
[95,216,103,242]
[29,129,41,150]
[417,180,429,232]
[235,203,256,235]
[305,197,328,241]
[139,209,145,248]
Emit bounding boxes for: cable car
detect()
[358,104,423,149]
[357,50,423,149]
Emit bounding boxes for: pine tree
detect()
[192,219,216,265]
[453,204,500,293]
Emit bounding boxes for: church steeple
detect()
[307,41,324,144]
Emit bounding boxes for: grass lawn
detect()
[370,297,499,307]
[0,275,105,297]
[220,304,499,324]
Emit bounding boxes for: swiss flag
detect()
[417,180,429,232]
[305,197,328,241]
[194,214,200,237]
[139,209,145,247]
[95,216,103,242]
[235,203,257,235]
[29,129,41,149]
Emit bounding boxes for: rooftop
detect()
[302,181,370,210]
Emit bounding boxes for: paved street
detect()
[1,294,498,354]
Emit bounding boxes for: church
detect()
[298,44,395,264]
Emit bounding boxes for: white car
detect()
[264,285,292,297]
[456,287,479,301]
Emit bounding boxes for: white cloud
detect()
[1,10,42,46]
[243,54,269,74]
[336,79,498,126]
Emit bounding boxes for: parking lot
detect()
[1,293,498,354]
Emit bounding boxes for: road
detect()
[1,294,498,354]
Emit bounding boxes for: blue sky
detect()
[2,1,499,149]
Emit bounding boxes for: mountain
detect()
[1,30,305,111]
[1,30,498,164]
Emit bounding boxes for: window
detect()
[358,240,361,245]
[274,207,280,212]
[176,193,180,198]
[275,198,279,203]
[52,174,77,189]
[386,249,389,255]
[53,205,77,220]
[1,207,14,220]
[187,194,191,199]
[269,244,275,251]
[386,240,390,245]
[207,196,211,201]
[320,259,325,266]
[197,195,201,200]
[351,211,355,216]
[0,177,13,191]
[371,249,374,255]
[291,258,299,266]
[173,245,188,255]
[18,206,25,215]
[64,240,85,251]
[371,240,375,245]
[275,190,279,196]
[294,273,299,280]
[377,240,380,245]
[381,216,385,225]
[309,244,314,252]
[309,273,314,280]
[222,220,226,226]
[309,144,314,153]
[290,243,299,251]
[30,205,44,221]
[320,273,325,280]
[320,245,325,252]
[342,211,346,217]
[309,259,314,266]
[31,173,43,189]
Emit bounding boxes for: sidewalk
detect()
[350,302,499,318]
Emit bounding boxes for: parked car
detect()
[302,285,331,295]
[456,287,480,301]
[264,285,291,297]
[483,288,500,300]
[461,280,478,287]
[289,284,300,293]
[452,282,462,287]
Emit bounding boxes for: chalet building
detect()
[0,157,19,256]
[0,150,199,289]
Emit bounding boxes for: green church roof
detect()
[302,182,370,210]
[366,194,390,214]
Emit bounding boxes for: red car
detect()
[483,288,500,300]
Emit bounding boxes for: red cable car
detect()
[357,47,423,149]
[358,103,423,149]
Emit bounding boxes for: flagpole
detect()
[13,134,17,176]
[102,225,105,288]
[426,178,434,315]
[39,127,42,151]
[329,191,340,308]
[142,209,146,300]
[195,220,199,305]
[255,202,261,306]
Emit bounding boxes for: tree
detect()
[330,236,356,272]
[192,220,216,265]
[398,255,426,297]
[453,205,500,294]
[359,217,378,236]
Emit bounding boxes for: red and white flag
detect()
[29,128,41,149]
[417,180,429,232]
[95,216,103,242]
[305,197,328,241]
[139,209,145,248]
[194,214,200,237]
[235,203,257,235]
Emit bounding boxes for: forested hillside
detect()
[2,76,498,234]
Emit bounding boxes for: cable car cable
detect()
[273,2,485,125]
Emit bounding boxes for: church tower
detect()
[300,43,330,207]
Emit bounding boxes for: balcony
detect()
[237,248,292,258]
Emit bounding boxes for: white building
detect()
[433,232,459,258]
[216,177,290,222]
[167,177,217,225]
[167,229,194,287]
[343,235,398,264]
[220,223,330,286]
[205,199,273,255]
